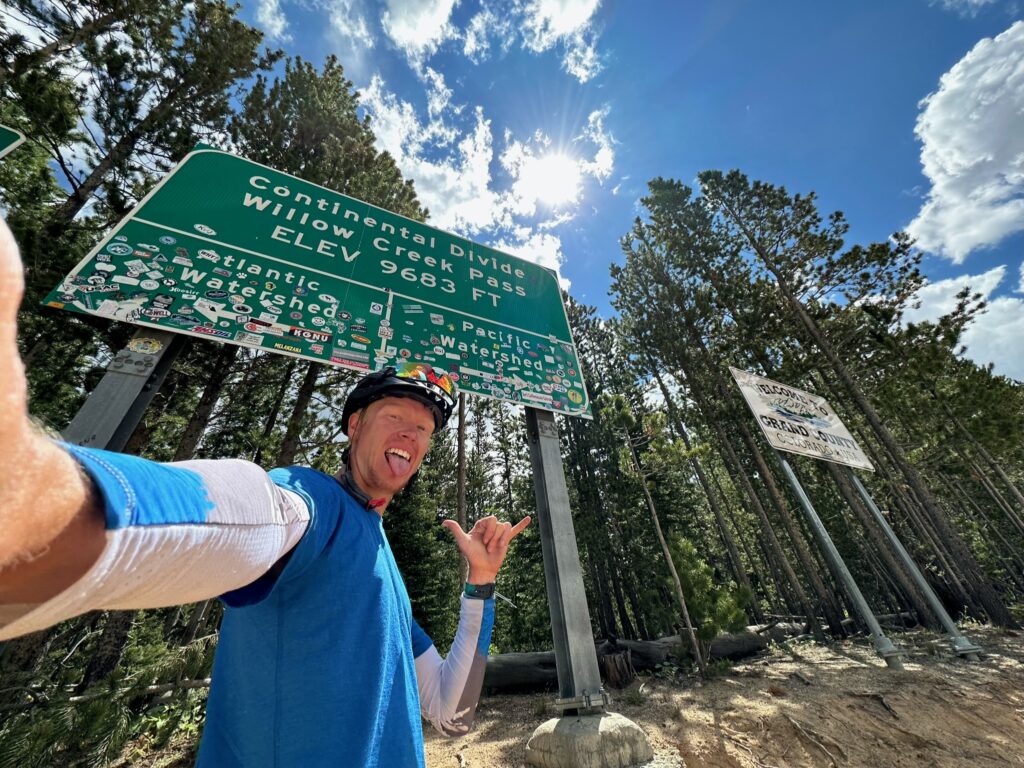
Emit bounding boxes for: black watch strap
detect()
[464,582,496,600]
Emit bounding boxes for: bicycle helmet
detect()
[341,363,458,435]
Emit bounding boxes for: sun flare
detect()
[520,152,582,207]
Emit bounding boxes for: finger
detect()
[496,517,530,551]
[488,522,511,554]
[509,516,532,538]
[497,522,516,551]
[479,516,499,547]
[441,519,469,546]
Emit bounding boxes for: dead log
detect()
[484,651,558,693]
[483,629,776,693]
[749,621,806,643]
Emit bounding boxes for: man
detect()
[0,216,531,766]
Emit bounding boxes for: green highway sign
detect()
[45,148,591,417]
[0,125,26,160]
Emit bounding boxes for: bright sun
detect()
[520,153,582,207]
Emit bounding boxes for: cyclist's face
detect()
[346,396,435,508]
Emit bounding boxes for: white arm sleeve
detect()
[0,457,309,640]
[415,595,493,736]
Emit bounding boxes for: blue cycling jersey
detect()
[197,466,431,767]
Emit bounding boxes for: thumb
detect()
[441,519,467,540]
[0,217,24,338]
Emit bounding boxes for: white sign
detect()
[729,367,874,471]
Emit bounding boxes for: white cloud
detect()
[255,0,291,41]
[492,230,566,283]
[520,0,604,82]
[360,72,614,289]
[930,0,998,17]
[362,76,613,226]
[1018,260,1024,292]
[578,107,614,181]
[362,76,499,233]
[903,266,1024,380]
[522,0,599,42]
[421,67,460,147]
[380,0,458,71]
[463,7,514,62]
[322,0,375,49]
[458,0,604,82]
[907,21,1024,262]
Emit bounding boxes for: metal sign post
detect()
[523,407,653,768]
[525,407,607,713]
[847,471,982,660]
[775,452,906,669]
[63,330,185,451]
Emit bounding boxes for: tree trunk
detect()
[623,571,650,640]
[940,404,1024,517]
[622,431,706,676]
[964,455,1024,537]
[0,10,121,87]
[482,631,773,693]
[173,343,239,460]
[818,370,982,616]
[713,426,825,640]
[275,362,321,466]
[649,364,761,622]
[607,559,637,640]
[823,461,942,629]
[588,556,614,640]
[75,610,137,693]
[49,85,183,227]
[710,464,781,615]
[600,649,636,689]
[253,358,297,466]
[949,479,1024,592]
[182,600,211,645]
[735,420,847,636]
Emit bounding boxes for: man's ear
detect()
[347,409,363,440]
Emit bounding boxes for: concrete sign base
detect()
[526,712,653,768]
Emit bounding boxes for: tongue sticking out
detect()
[386,451,412,476]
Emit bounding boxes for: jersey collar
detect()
[337,464,388,512]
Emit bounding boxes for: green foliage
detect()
[0,612,216,768]
[668,536,751,645]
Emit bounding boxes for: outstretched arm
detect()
[416,515,530,736]
[0,217,105,597]
[0,218,310,640]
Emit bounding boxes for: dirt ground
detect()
[425,625,1024,768]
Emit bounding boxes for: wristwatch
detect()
[464,582,496,600]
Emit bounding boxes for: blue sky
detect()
[26,0,1024,380]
